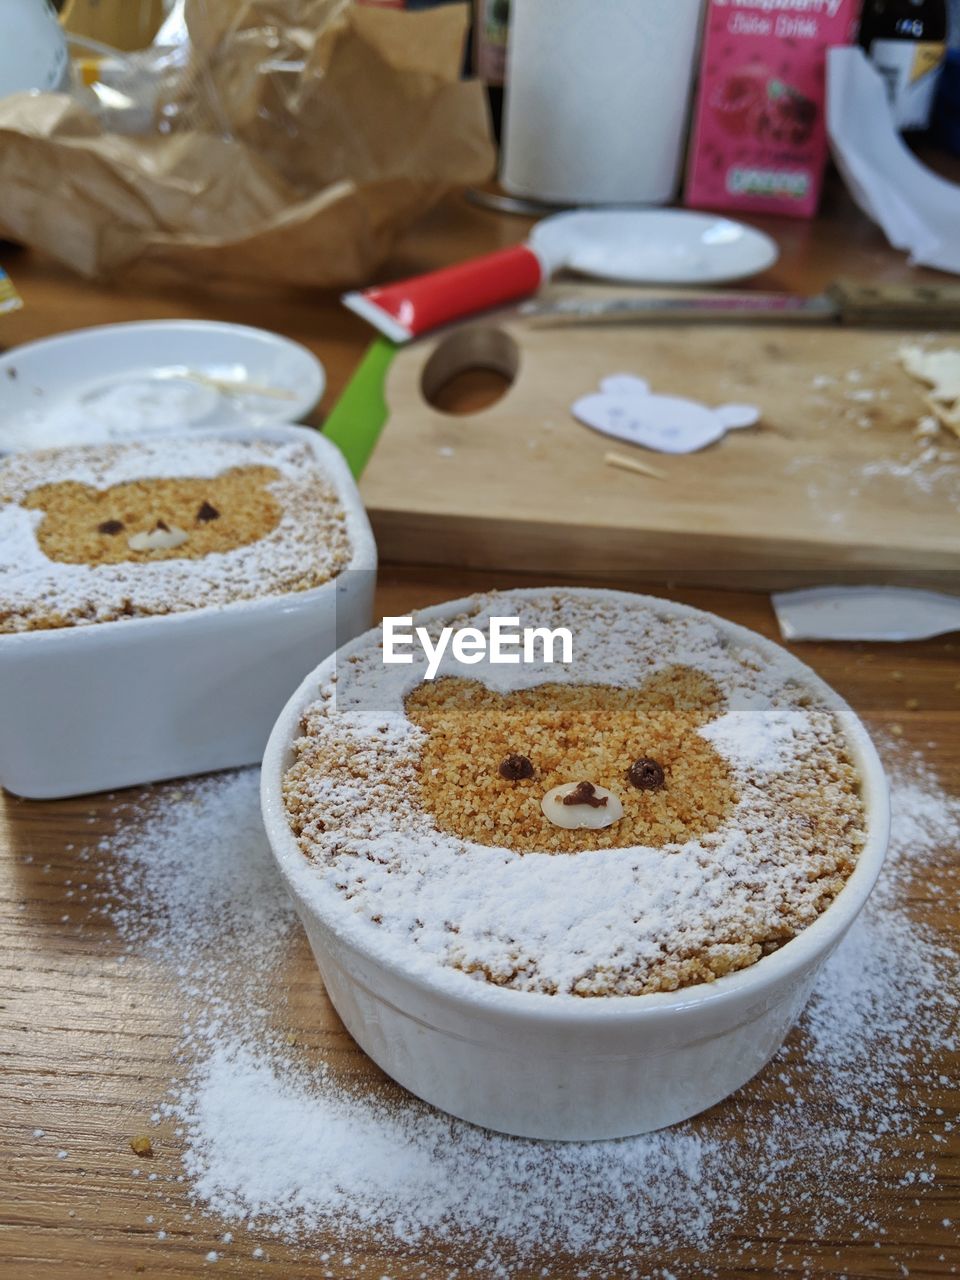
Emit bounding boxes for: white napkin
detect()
[827,47,960,276]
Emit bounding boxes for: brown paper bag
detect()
[0,0,494,286]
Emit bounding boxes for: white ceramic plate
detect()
[0,320,324,454]
[531,209,780,285]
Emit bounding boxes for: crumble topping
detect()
[404,669,738,852]
[0,435,352,632]
[282,590,868,997]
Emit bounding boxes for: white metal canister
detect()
[500,0,706,206]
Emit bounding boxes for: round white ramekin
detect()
[261,590,890,1142]
[0,425,376,799]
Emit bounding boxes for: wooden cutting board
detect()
[329,318,960,589]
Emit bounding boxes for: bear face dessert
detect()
[21,465,283,565]
[283,590,867,998]
[405,668,738,853]
[0,434,352,633]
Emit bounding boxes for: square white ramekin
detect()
[0,425,376,799]
[261,590,890,1142]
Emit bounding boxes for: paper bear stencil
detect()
[573,374,760,453]
[405,665,739,854]
[23,465,282,564]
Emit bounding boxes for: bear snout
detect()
[541,781,624,831]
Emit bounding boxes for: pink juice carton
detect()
[685,0,860,219]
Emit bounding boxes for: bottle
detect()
[859,0,948,131]
[473,0,510,140]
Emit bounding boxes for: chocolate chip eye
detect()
[97,519,124,535]
[499,753,534,781]
[628,757,665,791]
[196,501,220,523]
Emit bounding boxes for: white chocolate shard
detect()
[128,523,189,552]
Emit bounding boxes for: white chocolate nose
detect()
[541,781,624,830]
[128,521,189,552]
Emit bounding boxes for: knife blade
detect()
[521,292,837,325]
[520,279,960,329]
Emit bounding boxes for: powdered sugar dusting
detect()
[0,433,351,632]
[283,591,867,996]
[89,739,958,1276]
[698,706,812,771]
[100,773,294,976]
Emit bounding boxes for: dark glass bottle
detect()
[473,0,510,141]
[858,0,949,130]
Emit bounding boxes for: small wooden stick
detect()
[603,450,667,480]
[183,370,298,401]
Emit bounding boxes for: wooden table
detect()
[1,179,958,1279]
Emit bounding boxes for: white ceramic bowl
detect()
[0,425,375,799]
[0,320,325,454]
[261,590,889,1142]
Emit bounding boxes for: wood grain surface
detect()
[2,566,958,1280]
[1,179,959,1278]
[362,319,960,585]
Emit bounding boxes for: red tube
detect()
[343,244,546,343]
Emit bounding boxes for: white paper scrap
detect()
[772,586,960,643]
[573,374,759,454]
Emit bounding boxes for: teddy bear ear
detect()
[600,374,651,398]
[21,481,99,512]
[404,677,499,727]
[716,403,760,430]
[631,665,727,726]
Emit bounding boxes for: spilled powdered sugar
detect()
[0,433,351,631]
[92,738,959,1277]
